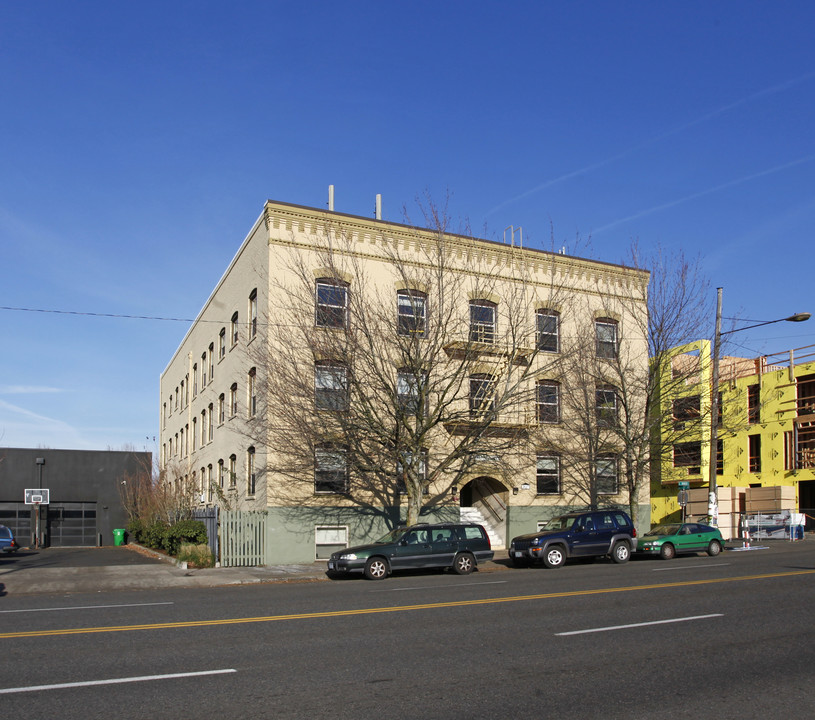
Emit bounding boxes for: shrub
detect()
[144,521,170,551]
[177,543,215,568]
[126,518,146,544]
[164,519,208,555]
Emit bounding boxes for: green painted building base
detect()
[262,504,460,565]
[233,503,650,566]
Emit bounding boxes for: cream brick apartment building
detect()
[160,199,650,563]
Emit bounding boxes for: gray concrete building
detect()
[0,447,150,547]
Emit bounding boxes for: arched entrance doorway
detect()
[459,476,508,548]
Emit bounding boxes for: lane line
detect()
[651,563,731,572]
[0,602,174,615]
[556,613,724,636]
[0,669,236,695]
[372,581,508,592]
[1,569,812,640]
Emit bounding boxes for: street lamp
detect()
[708,287,810,522]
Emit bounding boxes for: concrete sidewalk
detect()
[0,544,512,596]
[0,545,331,596]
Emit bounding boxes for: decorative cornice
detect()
[262,200,649,301]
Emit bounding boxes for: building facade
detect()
[651,341,815,535]
[160,199,651,563]
[0,447,150,547]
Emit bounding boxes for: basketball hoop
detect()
[24,489,49,505]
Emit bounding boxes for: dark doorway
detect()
[799,480,815,532]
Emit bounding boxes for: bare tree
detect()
[529,243,713,526]
[245,204,571,527]
[119,455,198,526]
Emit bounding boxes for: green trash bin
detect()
[113,528,126,546]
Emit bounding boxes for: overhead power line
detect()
[0,305,197,323]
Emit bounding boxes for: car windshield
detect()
[375,527,410,544]
[647,524,681,536]
[543,516,576,531]
[0,527,11,539]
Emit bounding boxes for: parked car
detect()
[509,510,637,568]
[636,522,723,560]
[0,525,18,553]
[327,522,493,580]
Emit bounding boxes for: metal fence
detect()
[742,511,806,540]
[220,510,267,567]
[192,507,219,561]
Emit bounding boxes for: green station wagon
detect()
[636,522,724,560]
[327,523,494,580]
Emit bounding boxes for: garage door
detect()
[0,503,32,543]
[47,502,97,547]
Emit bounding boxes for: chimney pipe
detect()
[375,194,382,220]
[328,185,334,212]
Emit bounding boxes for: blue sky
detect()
[1,1,814,452]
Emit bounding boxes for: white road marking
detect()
[0,601,174,614]
[0,669,236,695]
[372,580,508,592]
[556,614,723,636]
[651,563,731,572]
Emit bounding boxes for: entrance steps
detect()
[460,506,505,550]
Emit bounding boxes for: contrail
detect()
[592,153,815,234]
[486,71,815,216]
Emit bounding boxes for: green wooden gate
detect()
[220,510,267,566]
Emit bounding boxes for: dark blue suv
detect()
[0,525,19,554]
[509,510,636,568]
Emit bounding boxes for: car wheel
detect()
[707,539,722,557]
[542,546,566,569]
[364,557,388,580]
[659,543,676,560]
[611,541,630,564]
[453,552,475,575]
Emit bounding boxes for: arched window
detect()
[469,300,496,344]
[315,361,348,411]
[247,447,256,496]
[231,311,239,346]
[469,373,495,417]
[536,455,561,494]
[596,317,618,359]
[315,445,348,494]
[596,455,619,495]
[397,368,425,415]
[315,278,348,328]
[248,368,257,417]
[595,385,619,427]
[397,289,427,336]
[229,454,237,487]
[536,309,560,353]
[536,381,560,423]
[248,289,258,339]
[230,382,238,417]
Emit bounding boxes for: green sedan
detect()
[637,522,724,560]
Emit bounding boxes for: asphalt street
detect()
[0,540,813,719]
